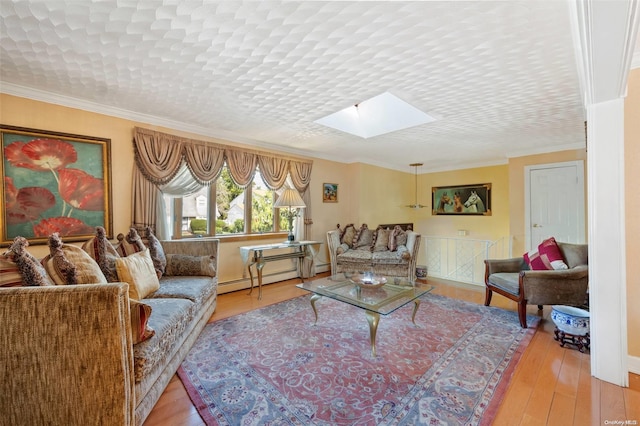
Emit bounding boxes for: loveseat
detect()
[0,233,218,426]
[327,224,421,281]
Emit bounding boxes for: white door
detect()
[525,161,585,251]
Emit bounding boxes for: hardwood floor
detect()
[143,274,640,425]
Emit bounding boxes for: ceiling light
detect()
[315,92,437,138]
[407,162,427,209]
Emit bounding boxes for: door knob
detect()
[533,224,542,228]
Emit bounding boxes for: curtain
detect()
[131,127,313,244]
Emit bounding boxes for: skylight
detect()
[314,92,436,139]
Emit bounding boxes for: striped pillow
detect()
[82,227,120,282]
[130,299,154,344]
[0,253,23,287]
[115,228,146,257]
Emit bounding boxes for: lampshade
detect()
[274,188,306,208]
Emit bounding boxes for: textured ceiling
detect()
[0,0,626,172]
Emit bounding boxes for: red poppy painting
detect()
[1,125,112,245]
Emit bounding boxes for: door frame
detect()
[524,160,586,251]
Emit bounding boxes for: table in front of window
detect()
[239,241,322,300]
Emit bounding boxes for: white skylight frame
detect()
[314,92,437,138]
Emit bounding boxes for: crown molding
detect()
[0,82,317,160]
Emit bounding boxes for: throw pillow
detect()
[43,233,108,285]
[115,249,160,300]
[130,299,155,344]
[145,227,166,279]
[353,224,374,250]
[523,249,547,270]
[0,253,23,287]
[389,225,407,252]
[538,237,569,270]
[42,233,78,285]
[82,226,120,282]
[372,227,391,252]
[115,228,146,257]
[339,224,357,247]
[6,236,53,286]
[164,254,217,277]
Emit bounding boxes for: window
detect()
[163,167,284,239]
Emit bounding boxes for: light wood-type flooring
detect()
[144,274,640,425]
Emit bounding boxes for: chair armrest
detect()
[161,239,220,272]
[327,230,341,275]
[520,265,589,305]
[485,257,526,274]
[520,265,589,281]
[0,283,135,425]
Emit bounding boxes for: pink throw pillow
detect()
[523,237,568,270]
[524,249,548,270]
[538,237,568,270]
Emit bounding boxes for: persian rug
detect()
[178,293,538,425]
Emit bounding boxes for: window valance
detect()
[133,127,313,192]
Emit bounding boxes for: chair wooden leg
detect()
[518,301,528,328]
[484,287,493,306]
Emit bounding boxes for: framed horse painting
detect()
[432,183,491,215]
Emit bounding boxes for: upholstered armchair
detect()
[484,242,589,328]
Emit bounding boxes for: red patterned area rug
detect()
[178,293,538,425]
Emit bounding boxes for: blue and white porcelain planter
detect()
[551,305,590,336]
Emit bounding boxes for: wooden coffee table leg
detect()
[365,311,380,357]
[309,294,322,324]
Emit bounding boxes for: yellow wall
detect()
[0,93,349,285]
[508,149,587,255]
[625,68,640,358]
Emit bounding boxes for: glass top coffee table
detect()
[296,273,434,357]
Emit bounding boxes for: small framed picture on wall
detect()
[322,183,338,203]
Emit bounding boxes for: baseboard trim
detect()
[629,355,640,375]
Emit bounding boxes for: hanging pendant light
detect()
[406,162,427,209]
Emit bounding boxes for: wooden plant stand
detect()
[554,328,590,353]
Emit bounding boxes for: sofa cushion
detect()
[115,249,160,300]
[152,276,217,305]
[487,272,520,296]
[337,249,373,263]
[372,250,410,265]
[130,299,155,344]
[132,297,194,383]
[164,254,216,277]
[82,227,120,282]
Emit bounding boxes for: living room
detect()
[1,1,639,425]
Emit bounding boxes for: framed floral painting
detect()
[1,125,113,245]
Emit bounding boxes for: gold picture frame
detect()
[432,183,491,215]
[1,125,113,245]
[322,183,338,203]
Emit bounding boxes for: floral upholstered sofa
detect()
[0,227,218,426]
[327,224,421,280]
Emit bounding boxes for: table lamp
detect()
[274,187,306,243]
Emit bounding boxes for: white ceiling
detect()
[0,1,638,173]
